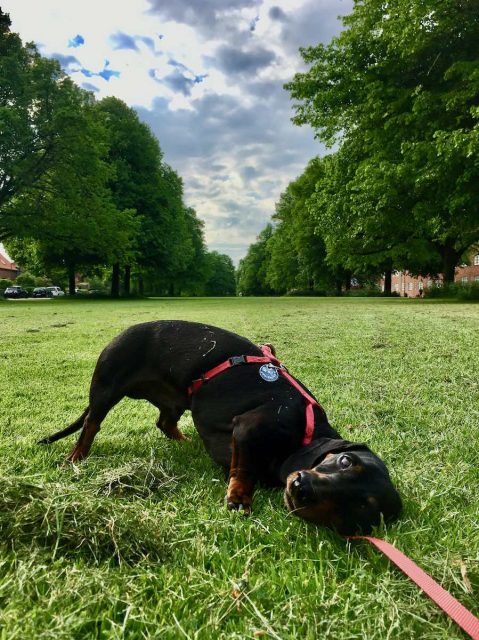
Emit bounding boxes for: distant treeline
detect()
[238,0,479,296]
[0,9,235,296]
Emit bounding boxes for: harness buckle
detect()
[229,355,246,366]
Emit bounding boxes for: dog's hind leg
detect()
[156,406,187,441]
[66,388,120,462]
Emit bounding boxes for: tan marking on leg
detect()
[226,437,255,513]
[66,419,100,462]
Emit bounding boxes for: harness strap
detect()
[188,355,274,395]
[349,536,479,640]
[188,344,322,445]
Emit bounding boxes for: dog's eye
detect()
[338,455,353,469]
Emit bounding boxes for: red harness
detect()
[188,344,324,446]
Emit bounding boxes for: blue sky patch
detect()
[68,34,84,48]
[78,60,120,82]
[110,31,139,51]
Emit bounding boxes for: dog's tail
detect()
[37,407,89,445]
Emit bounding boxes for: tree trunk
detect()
[441,241,459,284]
[138,276,144,296]
[335,279,342,296]
[123,265,131,296]
[68,263,76,296]
[383,269,392,295]
[345,271,351,292]
[169,283,175,297]
[111,263,120,298]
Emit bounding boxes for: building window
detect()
[408,282,414,291]
[394,283,399,292]
[418,281,424,290]
[474,254,479,266]
[475,276,479,282]
[462,277,469,284]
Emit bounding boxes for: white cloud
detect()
[3,0,352,263]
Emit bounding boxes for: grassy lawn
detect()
[0,296,478,639]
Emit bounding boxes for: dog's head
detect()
[281,439,401,535]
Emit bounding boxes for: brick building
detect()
[0,245,19,280]
[380,251,479,297]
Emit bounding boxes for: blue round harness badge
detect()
[259,364,279,382]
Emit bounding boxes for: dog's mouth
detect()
[284,487,296,512]
[284,472,318,512]
[284,475,341,528]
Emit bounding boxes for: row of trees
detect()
[238,0,479,295]
[0,9,235,296]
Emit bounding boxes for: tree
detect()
[286,0,479,281]
[0,11,82,236]
[268,157,339,293]
[204,251,236,296]
[12,92,138,294]
[95,98,171,296]
[307,144,437,292]
[1,11,137,292]
[236,225,275,295]
[171,207,209,296]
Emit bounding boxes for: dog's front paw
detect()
[226,496,252,514]
[226,477,254,515]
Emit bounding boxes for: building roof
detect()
[0,249,18,272]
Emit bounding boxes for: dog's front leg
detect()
[226,410,267,514]
[227,435,257,514]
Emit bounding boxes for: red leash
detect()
[349,536,479,639]
[189,347,479,637]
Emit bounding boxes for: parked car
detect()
[46,286,65,297]
[32,287,51,298]
[3,286,29,299]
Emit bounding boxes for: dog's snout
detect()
[293,471,305,486]
[291,470,314,502]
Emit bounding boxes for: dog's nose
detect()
[291,471,313,502]
[293,471,306,486]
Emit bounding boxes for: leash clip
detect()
[229,355,246,366]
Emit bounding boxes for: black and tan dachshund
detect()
[39,320,401,534]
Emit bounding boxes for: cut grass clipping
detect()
[0,460,177,563]
[0,296,478,639]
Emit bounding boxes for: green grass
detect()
[0,296,478,639]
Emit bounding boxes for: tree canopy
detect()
[285,0,479,282]
[1,9,236,297]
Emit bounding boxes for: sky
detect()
[3,0,352,264]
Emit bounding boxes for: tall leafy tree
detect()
[286,0,479,281]
[268,157,338,292]
[236,225,275,295]
[171,207,209,296]
[204,251,236,296]
[307,144,434,292]
[1,11,78,235]
[1,10,137,292]
[96,97,175,296]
